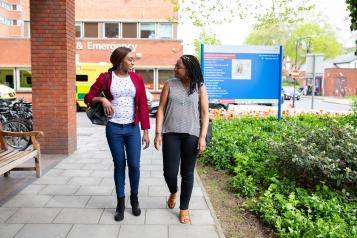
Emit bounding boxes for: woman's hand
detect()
[142,130,150,150]
[101,98,113,117]
[197,136,206,153]
[154,133,162,151]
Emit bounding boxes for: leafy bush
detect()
[269,118,357,191]
[200,114,357,237]
[250,182,357,238]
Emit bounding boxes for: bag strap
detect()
[100,72,108,97]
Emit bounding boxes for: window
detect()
[76,75,88,82]
[158,70,174,90]
[24,21,30,37]
[140,23,155,39]
[19,69,32,89]
[0,69,14,89]
[136,69,154,90]
[84,22,98,38]
[12,4,20,11]
[159,23,172,39]
[75,23,82,38]
[122,23,137,38]
[0,1,11,10]
[0,15,11,26]
[105,23,119,38]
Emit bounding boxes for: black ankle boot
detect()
[114,196,125,221]
[130,192,141,216]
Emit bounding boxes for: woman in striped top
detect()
[154,55,209,224]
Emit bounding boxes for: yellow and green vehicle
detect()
[75,62,154,111]
[76,63,111,110]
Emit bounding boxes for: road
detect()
[282,96,352,113]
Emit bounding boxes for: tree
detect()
[193,31,221,61]
[346,0,357,31]
[252,0,314,30]
[346,0,357,55]
[245,22,342,68]
[168,0,314,28]
[167,0,248,27]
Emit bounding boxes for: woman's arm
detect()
[198,84,209,152]
[154,81,169,150]
[137,74,150,130]
[84,73,113,116]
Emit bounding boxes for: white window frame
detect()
[104,22,120,39]
[16,68,32,92]
[75,22,83,38]
[11,4,22,11]
[139,22,156,39]
[134,68,155,92]
[83,22,99,38]
[0,68,16,89]
[158,23,173,39]
[157,68,175,92]
[121,22,139,39]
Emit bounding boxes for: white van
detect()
[0,84,16,101]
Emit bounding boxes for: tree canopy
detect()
[245,22,342,68]
[346,0,357,31]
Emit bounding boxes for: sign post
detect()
[305,54,324,110]
[201,44,283,121]
[291,69,300,108]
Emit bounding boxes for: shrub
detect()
[269,117,357,191]
[200,114,357,237]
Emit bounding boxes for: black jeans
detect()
[162,133,199,210]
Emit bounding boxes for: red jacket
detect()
[84,70,150,130]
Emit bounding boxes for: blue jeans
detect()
[106,121,141,198]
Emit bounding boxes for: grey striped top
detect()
[162,78,200,137]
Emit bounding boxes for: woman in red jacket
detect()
[85,47,150,222]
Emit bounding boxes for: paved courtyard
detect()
[0,113,223,238]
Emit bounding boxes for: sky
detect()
[178,0,356,54]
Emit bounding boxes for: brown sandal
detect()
[167,193,176,209]
[179,210,190,224]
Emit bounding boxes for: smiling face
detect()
[121,52,135,72]
[174,58,187,80]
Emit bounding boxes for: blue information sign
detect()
[201,45,283,120]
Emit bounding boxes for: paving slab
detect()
[67,224,119,238]
[0,224,24,238]
[53,208,103,224]
[6,208,61,224]
[118,224,168,238]
[45,195,90,208]
[13,224,72,238]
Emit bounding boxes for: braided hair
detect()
[109,47,132,71]
[180,55,204,95]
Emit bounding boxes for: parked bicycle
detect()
[0,99,33,150]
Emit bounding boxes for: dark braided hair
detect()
[109,47,132,71]
[180,55,204,95]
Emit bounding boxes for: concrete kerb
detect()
[195,171,226,238]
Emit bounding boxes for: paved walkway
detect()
[0,113,223,238]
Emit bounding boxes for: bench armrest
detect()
[1,131,44,138]
[1,131,43,151]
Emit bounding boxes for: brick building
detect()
[0,0,182,100]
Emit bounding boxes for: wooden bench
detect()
[0,124,43,178]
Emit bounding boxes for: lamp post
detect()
[293,36,312,108]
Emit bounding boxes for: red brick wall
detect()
[30,0,77,154]
[0,39,31,65]
[324,68,357,96]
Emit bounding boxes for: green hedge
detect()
[200,114,357,237]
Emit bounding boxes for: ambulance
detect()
[76,63,153,111]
